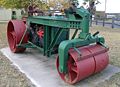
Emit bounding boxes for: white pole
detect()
[105,0,107,13]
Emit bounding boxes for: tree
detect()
[83,0,100,26]
[0,0,48,10]
[83,0,101,15]
[48,0,70,10]
[0,0,81,12]
[48,0,79,10]
[0,0,28,9]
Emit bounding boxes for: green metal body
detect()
[17,7,107,73]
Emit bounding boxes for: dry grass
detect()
[90,25,120,67]
[90,25,120,87]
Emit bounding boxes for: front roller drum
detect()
[56,44,109,84]
[7,20,28,53]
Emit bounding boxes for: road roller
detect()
[7,4,109,84]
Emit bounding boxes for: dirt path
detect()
[0,23,120,87]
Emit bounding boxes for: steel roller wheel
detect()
[7,20,28,53]
[56,53,95,84]
[56,44,109,84]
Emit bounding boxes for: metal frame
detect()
[17,7,108,73]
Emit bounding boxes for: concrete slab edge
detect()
[0,48,41,87]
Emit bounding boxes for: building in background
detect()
[0,7,22,21]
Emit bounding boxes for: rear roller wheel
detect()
[7,20,28,53]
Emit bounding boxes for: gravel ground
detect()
[0,23,120,87]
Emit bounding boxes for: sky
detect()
[78,0,120,13]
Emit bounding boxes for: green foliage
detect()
[0,0,48,10]
[0,0,80,10]
[0,0,24,9]
[83,0,100,15]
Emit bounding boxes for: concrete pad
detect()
[1,47,120,87]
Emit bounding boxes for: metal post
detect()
[44,26,51,56]
[112,17,115,28]
[96,19,98,25]
[103,17,105,27]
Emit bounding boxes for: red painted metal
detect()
[37,26,44,39]
[56,44,109,84]
[87,45,109,73]
[7,20,28,53]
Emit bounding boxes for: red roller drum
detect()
[7,20,28,53]
[56,44,109,84]
[87,45,109,73]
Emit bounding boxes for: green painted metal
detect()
[58,7,107,73]
[17,41,44,52]
[28,41,44,52]
[46,29,64,57]
[43,26,51,56]
[58,35,105,73]
[18,26,28,46]
[71,29,78,39]
[27,16,81,29]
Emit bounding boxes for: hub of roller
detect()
[56,44,109,84]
